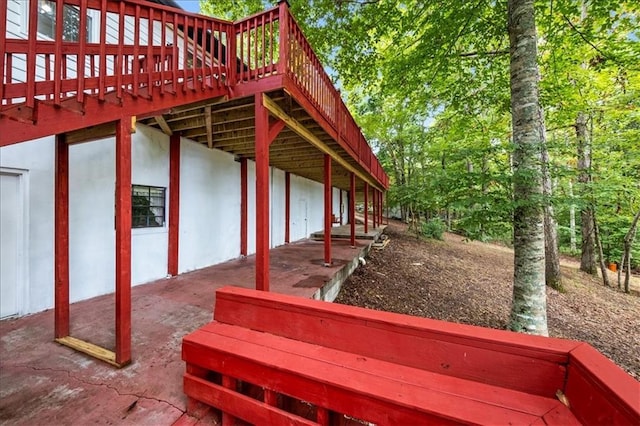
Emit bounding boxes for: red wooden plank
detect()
[565,344,640,425]
[240,158,248,256]
[285,171,290,244]
[183,329,540,425]
[254,93,270,291]
[53,0,64,105]
[278,2,289,75]
[98,0,107,101]
[213,287,576,396]
[267,119,285,144]
[349,173,356,247]
[184,374,316,426]
[198,322,564,417]
[1,85,227,147]
[25,0,38,109]
[54,134,70,338]
[115,118,132,366]
[168,132,181,276]
[323,154,332,266]
[541,402,581,426]
[77,0,88,103]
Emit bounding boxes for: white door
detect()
[0,172,24,318]
[299,199,308,238]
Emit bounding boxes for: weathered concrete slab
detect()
[0,237,373,425]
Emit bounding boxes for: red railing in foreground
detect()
[1,0,387,188]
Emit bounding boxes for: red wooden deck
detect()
[0,0,389,191]
[183,287,640,425]
[1,0,390,366]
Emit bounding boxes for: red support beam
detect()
[323,154,332,266]
[363,182,369,234]
[168,132,181,276]
[255,93,270,291]
[240,157,248,256]
[350,173,356,248]
[115,118,132,365]
[268,119,285,144]
[285,171,290,244]
[55,134,69,338]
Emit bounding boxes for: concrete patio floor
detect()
[0,230,382,425]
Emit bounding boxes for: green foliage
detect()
[421,218,445,241]
[200,0,640,269]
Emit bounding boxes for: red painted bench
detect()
[182,286,640,425]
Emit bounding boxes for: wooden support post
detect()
[115,118,132,366]
[317,407,330,426]
[255,93,270,291]
[55,134,69,338]
[221,375,237,425]
[285,171,290,244]
[168,133,180,276]
[264,388,277,406]
[350,173,356,248]
[323,154,332,266]
[364,182,369,234]
[240,157,248,256]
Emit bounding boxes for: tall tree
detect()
[541,130,563,291]
[576,112,597,274]
[507,0,548,335]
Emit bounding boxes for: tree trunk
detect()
[622,209,640,293]
[593,210,610,287]
[507,0,548,336]
[568,180,577,252]
[541,117,562,291]
[576,112,597,275]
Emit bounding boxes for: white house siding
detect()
[0,124,330,316]
[5,0,187,103]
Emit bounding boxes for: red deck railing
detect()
[1,0,388,188]
[1,0,229,107]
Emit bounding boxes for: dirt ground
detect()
[335,221,640,379]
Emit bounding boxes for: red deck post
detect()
[115,118,132,365]
[363,182,369,234]
[240,157,248,256]
[55,134,69,338]
[323,154,332,266]
[350,173,356,248]
[278,1,289,76]
[285,171,290,244]
[168,132,181,276]
[255,94,270,291]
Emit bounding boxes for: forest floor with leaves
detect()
[335,220,640,379]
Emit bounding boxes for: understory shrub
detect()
[421,218,445,240]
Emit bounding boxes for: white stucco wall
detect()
[178,139,241,273]
[0,124,329,317]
